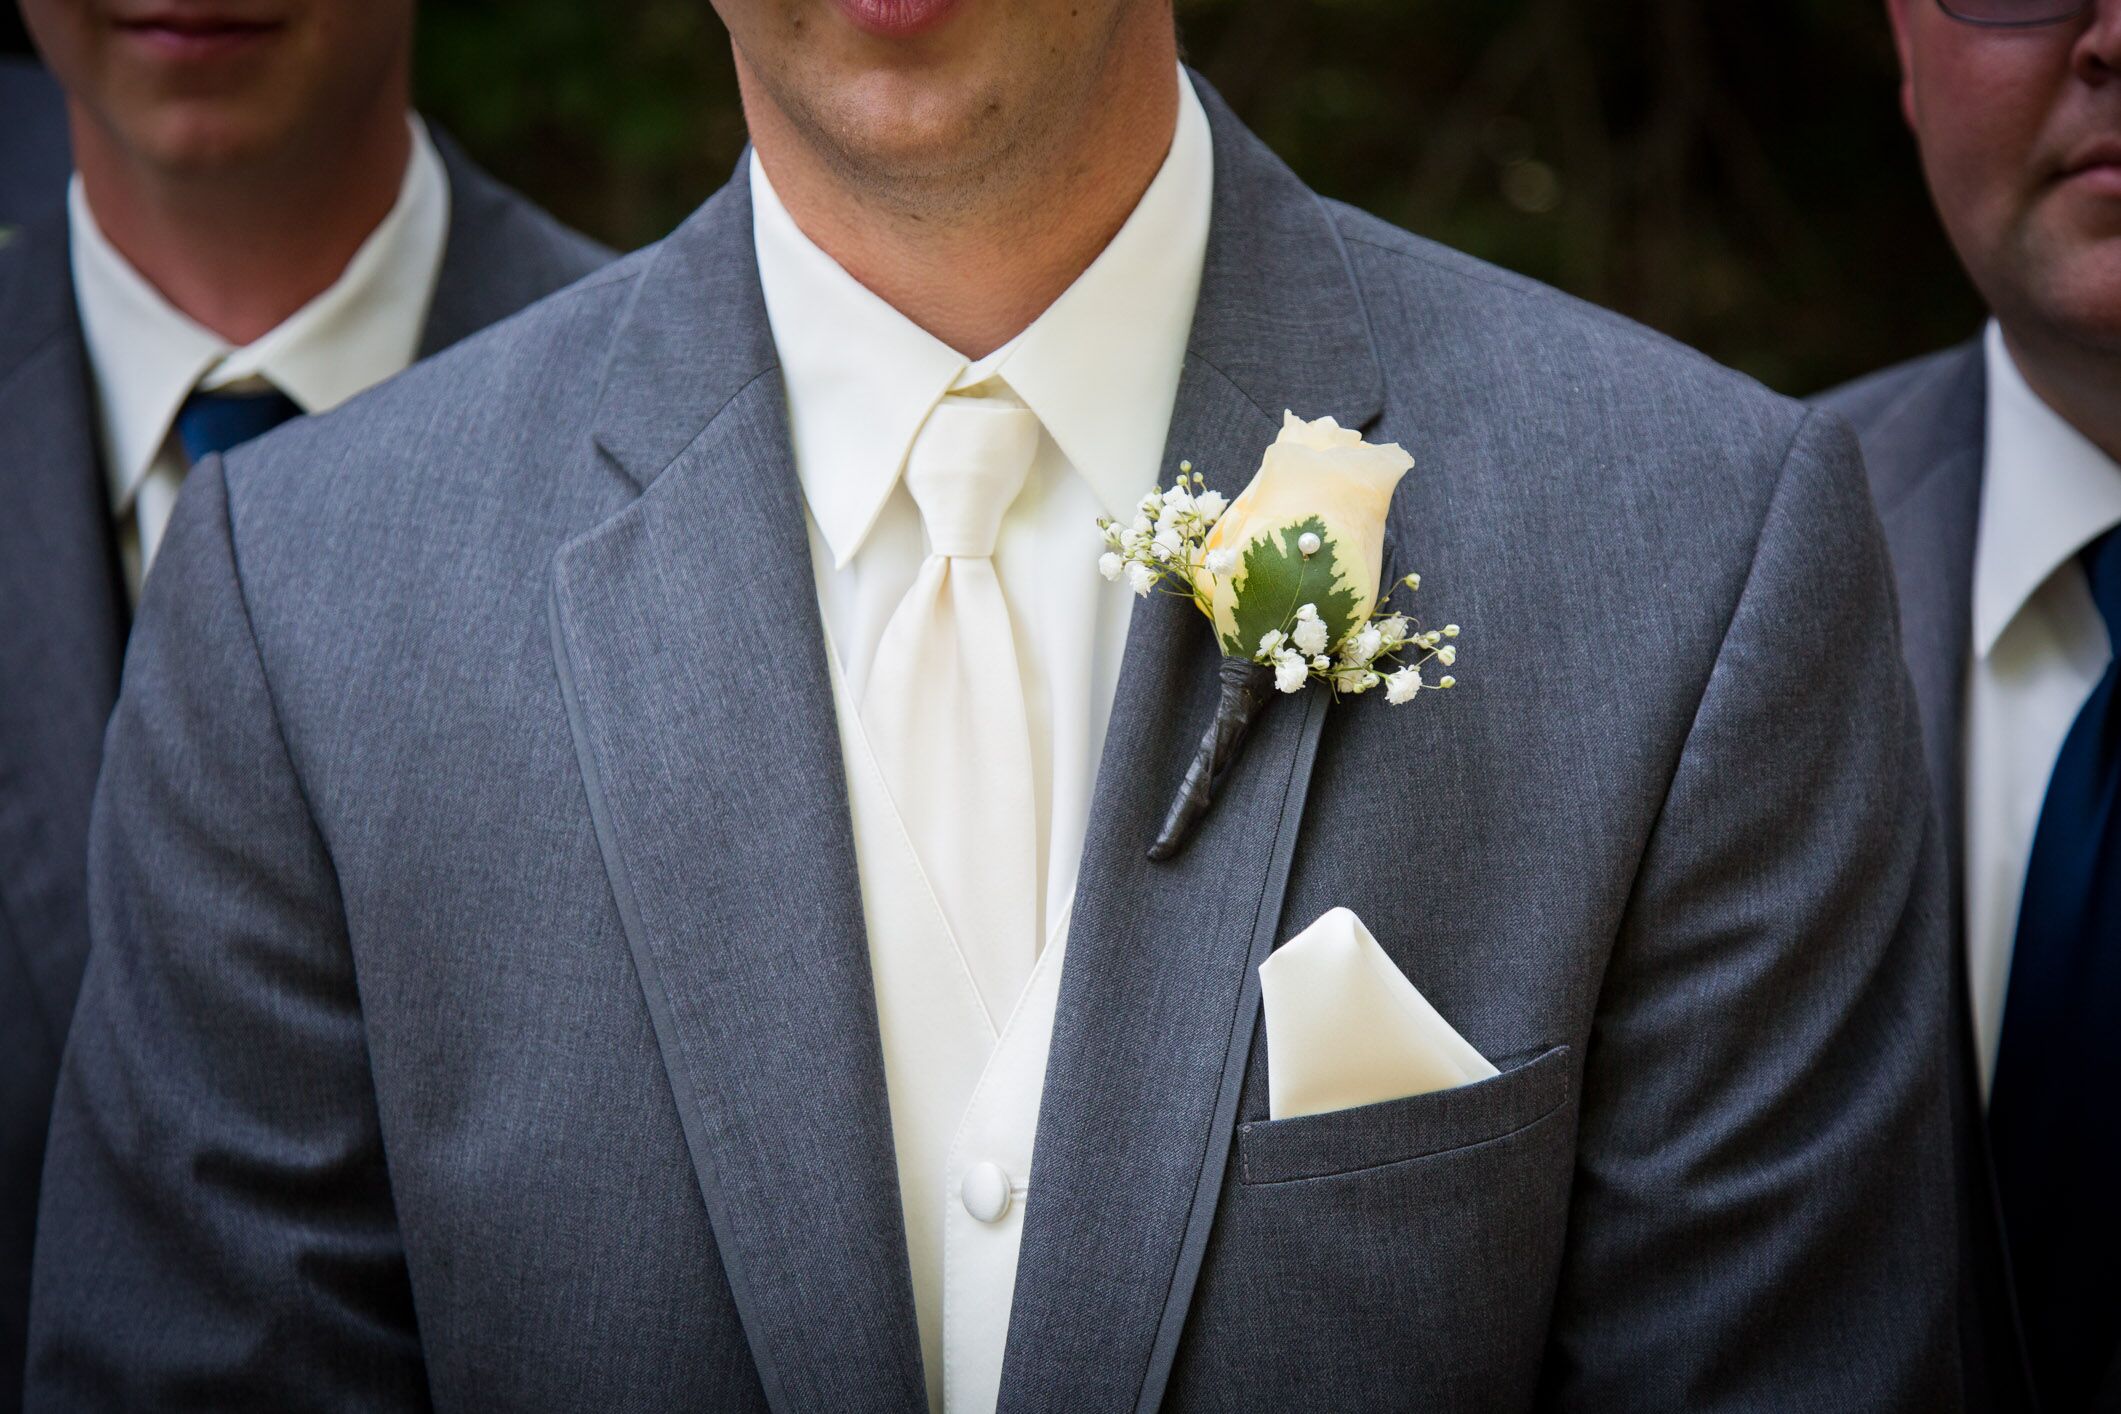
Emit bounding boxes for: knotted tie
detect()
[1990,526,2121,1409]
[861,393,1043,1020]
[174,387,302,464]
[129,387,302,583]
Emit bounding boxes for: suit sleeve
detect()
[24,455,429,1411]
[1535,410,1962,1410]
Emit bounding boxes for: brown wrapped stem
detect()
[1147,658,1280,861]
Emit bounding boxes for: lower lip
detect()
[2062,162,2121,199]
[116,21,281,62]
[830,0,959,39]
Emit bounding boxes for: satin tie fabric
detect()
[174,388,302,464]
[1990,527,2121,1410]
[861,392,1044,1021]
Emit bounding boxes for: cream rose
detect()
[1196,411,1414,657]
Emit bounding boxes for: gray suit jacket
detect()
[0,59,67,233]
[28,85,1959,1411]
[1819,345,2035,1414]
[0,133,610,1410]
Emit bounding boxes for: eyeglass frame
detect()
[1936,0,2092,27]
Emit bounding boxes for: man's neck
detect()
[2001,319,2121,467]
[742,47,1181,360]
[72,100,413,348]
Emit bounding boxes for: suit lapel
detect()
[548,181,924,1412]
[998,80,1386,1412]
[0,209,127,1040]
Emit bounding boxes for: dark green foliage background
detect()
[5,3,1984,396]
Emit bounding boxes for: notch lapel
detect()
[548,181,924,1413]
[998,80,1387,1412]
[0,209,127,1039]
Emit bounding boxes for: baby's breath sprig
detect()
[1097,464,1460,709]
[1251,575,1461,706]
[1096,460,1229,617]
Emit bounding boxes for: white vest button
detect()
[961,1161,1013,1223]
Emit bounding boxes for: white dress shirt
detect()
[71,114,449,599]
[1963,320,2121,1094]
[753,67,1212,1413]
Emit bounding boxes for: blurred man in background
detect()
[1822,1,2121,1408]
[0,0,608,1401]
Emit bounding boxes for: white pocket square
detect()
[1258,907,1497,1120]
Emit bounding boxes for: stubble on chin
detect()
[763,70,1058,228]
[732,1,1147,231]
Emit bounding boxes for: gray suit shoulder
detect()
[1816,344,1979,440]
[220,247,652,527]
[1324,195,1845,593]
[202,246,659,716]
[0,206,74,384]
[1813,341,1984,513]
[441,147,616,288]
[1327,200,1814,454]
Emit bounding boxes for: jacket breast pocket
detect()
[1235,1043,1572,1186]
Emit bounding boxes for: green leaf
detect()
[1222,515,1363,658]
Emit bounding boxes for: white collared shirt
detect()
[1963,320,2121,1093]
[752,67,1212,1414]
[70,114,449,599]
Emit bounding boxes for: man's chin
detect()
[808,73,1026,185]
[2018,224,2121,344]
[2053,302,2121,358]
[2007,290,2121,368]
[117,103,297,178]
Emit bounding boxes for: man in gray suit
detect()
[30,1,1957,1408]
[1820,3,2121,1409]
[0,0,607,1401]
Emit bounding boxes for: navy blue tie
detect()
[1990,526,2121,1410]
[173,388,301,464]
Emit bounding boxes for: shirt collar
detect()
[71,113,450,513]
[1973,319,2121,658]
[753,65,1213,570]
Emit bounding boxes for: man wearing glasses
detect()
[1823,1,2121,1409]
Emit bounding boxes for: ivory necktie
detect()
[861,393,1044,1020]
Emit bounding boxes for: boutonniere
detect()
[1099,411,1460,860]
